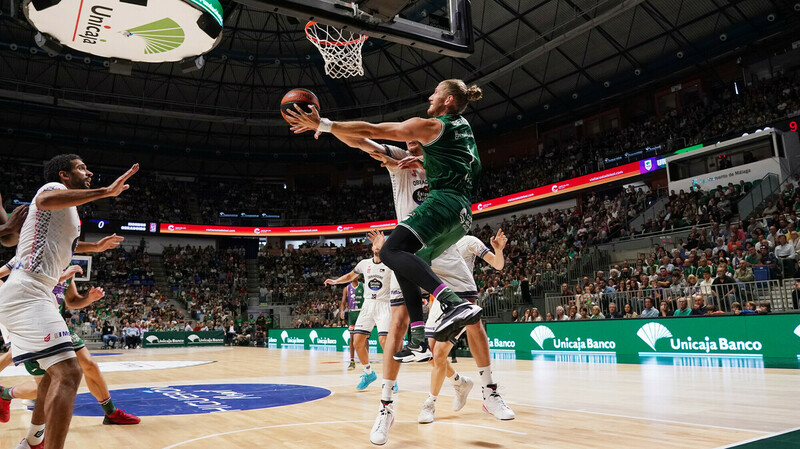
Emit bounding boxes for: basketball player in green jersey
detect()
[339,279,364,369]
[287,79,484,362]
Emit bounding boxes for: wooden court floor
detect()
[1,346,798,448]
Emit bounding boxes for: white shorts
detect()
[0,271,76,370]
[353,300,391,336]
[425,297,475,341]
[389,245,477,307]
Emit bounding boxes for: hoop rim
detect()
[305,21,368,47]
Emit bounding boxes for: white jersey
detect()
[383,145,428,222]
[12,182,81,286]
[456,235,491,273]
[354,258,392,302]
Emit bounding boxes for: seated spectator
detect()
[531,308,543,322]
[606,302,622,319]
[659,300,673,317]
[101,321,117,349]
[774,233,796,278]
[757,301,772,314]
[545,312,554,321]
[555,306,568,321]
[623,303,638,318]
[691,294,708,316]
[705,304,725,315]
[673,297,692,316]
[712,267,738,308]
[640,297,659,318]
[590,305,605,320]
[511,309,520,323]
[734,261,754,283]
[579,306,590,320]
[731,302,743,316]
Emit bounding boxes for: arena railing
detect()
[737,173,780,220]
[543,278,800,317]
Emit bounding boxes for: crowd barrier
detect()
[142,331,225,347]
[485,314,800,368]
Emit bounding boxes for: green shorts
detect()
[348,310,361,329]
[25,331,83,377]
[400,190,472,264]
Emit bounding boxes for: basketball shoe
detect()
[370,402,394,445]
[15,438,43,449]
[482,384,515,420]
[0,396,10,423]
[103,409,141,425]
[452,375,474,411]
[393,341,432,363]
[357,371,377,390]
[417,396,436,423]
[347,360,356,370]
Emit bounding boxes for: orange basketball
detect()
[280,89,320,123]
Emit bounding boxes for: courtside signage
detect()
[486,315,800,368]
[270,328,384,353]
[143,331,225,347]
[71,383,331,417]
[23,0,223,63]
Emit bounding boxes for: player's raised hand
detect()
[397,155,424,170]
[368,152,398,168]
[491,228,507,251]
[86,286,106,303]
[290,125,323,139]
[286,104,322,130]
[367,230,385,250]
[104,163,140,198]
[95,234,124,252]
[324,278,336,286]
[59,264,84,282]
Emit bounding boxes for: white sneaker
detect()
[482,385,515,420]
[16,438,33,449]
[452,376,474,411]
[370,402,395,445]
[417,396,436,423]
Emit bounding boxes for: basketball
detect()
[280,89,320,123]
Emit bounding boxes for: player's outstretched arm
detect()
[64,279,105,310]
[483,229,507,271]
[286,105,442,145]
[324,270,359,286]
[76,233,124,253]
[36,163,139,210]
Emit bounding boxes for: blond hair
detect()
[440,79,483,113]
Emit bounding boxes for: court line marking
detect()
[160,420,526,448]
[713,425,800,448]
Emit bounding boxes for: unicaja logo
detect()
[530,326,556,349]
[188,334,200,342]
[146,335,160,344]
[309,330,318,343]
[342,329,350,344]
[280,330,289,343]
[794,324,800,339]
[637,322,672,351]
[125,18,185,55]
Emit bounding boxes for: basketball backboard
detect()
[235,0,474,57]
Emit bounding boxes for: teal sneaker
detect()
[357,371,378,390]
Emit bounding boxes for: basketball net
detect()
[305,21,368,79]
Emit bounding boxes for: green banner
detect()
[486,315,800,368]
[143,331,186,348]
[143,331,225,347]
[268,328,386,353]
[186,331,225,346]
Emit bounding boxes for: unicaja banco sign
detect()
[23,0,223,63]
[529,325,616,353]
[637,322,763,356]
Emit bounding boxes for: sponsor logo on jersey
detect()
[459,208,472,232]
[368,279,383,290]
[412,187,428,205]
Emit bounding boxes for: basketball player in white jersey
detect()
[323,232,392,391]
[293,125,514,444]
[0,154,138,449]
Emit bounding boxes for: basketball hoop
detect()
[305,21,368,79]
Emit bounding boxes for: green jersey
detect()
[421,114,481,198]
[347,282,365,310]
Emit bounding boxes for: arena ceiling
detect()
[0,0,797,170]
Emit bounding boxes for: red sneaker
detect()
[0,397,10,423]
[103,409,141,425]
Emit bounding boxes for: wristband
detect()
[318,118,333,133]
